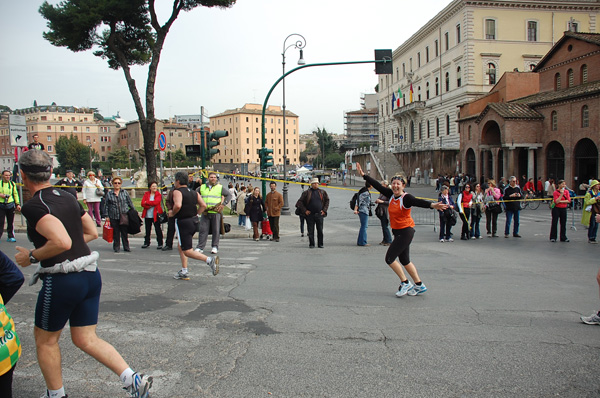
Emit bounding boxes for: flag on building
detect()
[391,92,396,110]
[409,83,414,103]
[397,87,402,108]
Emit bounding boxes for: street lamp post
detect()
[281,33,306,216]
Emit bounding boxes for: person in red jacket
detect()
[141,181,164,249]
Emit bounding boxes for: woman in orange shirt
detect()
[356,163,447,297]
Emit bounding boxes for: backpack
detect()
[349,192,358,210]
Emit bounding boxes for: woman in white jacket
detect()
[82,170,104,226]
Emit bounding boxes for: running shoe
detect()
[207,256,219,276]
[446,238,454,242]
[7,237,16,242]
[581,313,600,325]
[211,247,218,254]
[439,239,445,243]
[124,372,153,398]
[395,281,414,297]
[174,270,190,280]
[408,283,428,296]
[40,392,68,398]
[194,247,203,253]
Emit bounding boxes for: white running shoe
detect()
[396,281,414,297]
[211,247,218,254]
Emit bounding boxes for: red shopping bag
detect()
[261,219,272,235]
[102,219,113,243]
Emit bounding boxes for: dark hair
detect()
[270,181,277,186]
[175,171,188,185]
[148,181,158,190]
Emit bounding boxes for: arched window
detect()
[436,117,440,136]
[445,72,450,91]
[426,82,430,99]
[446,114,451,135]
[554,73,561,91]
[567,69,574,88]
[487,63,496,85]
[582,105,589,128]
[581,64,588,84]
[435,77,439,96]
[456,67,462,87]
[551,111,558,131]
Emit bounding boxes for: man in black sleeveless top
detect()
[171,171,219,280]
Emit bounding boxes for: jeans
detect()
[470,215,481,238]
[357,212,369,246]
[144,217,163,246]
[588,212,598,241]
[504,209,520,235]
[485,209,499,235]
[0,204,16,239]
[197,213,221,250]
[550,207,567,241]
[269,215,280,240]
[439,214,452,240]
[306,213,324,247]
[238,214,246,226]
[380,216,393,244]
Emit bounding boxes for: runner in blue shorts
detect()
[14,150,152,398]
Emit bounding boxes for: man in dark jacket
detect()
[503,176,523,238]
[295,178,330,248]
[56,170,82,198]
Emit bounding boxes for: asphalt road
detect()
[3,181,600,397]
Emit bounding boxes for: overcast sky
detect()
[0,0,451,135]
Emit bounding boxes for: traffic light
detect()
[259,147,274,169]
[205,130,228,160]
[374,49,393,75]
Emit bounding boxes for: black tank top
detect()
[175,187,198,219]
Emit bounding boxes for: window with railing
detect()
[485,19,496,39]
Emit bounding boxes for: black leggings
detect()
[385,227,415,266]
[0,363,15,398]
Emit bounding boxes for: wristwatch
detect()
[29,250,39,264]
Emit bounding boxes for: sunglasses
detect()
[113,182,122,185]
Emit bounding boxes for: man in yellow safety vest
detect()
[195,172,232,254]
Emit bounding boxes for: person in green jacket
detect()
[0,170,21,242]
[583,180,600,243]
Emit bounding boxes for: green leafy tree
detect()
[108,146,137,169]
[313,127,338,168]
[39,0,236,183]
[55,135,98,175]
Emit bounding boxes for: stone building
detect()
[458,31,600,187]
[377,0,599,179]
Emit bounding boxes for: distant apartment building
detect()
[2,105,113,168]
[209,103,300,169]
[343,94,379,150]
[377,0,599,177]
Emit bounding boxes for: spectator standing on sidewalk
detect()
[484,179,502,237]
[584,180,600,244]
[503,176,523,238]
[354,181,372,246]
[438,185,455,242]
[457,183,473,240]
[265,182,284,242]
[0,170,20,243]
[375,180,393,246]
[470,183,484,239]
[296,178,330,249]
[236,186,247,226]
[549,179,571,242]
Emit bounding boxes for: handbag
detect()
[158,196,168,223]
[375,204,386,219]
[119,212,129,226]
[96,186,105,197]
[102,219,113,243]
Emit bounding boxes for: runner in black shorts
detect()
[14,150,152,398]
[171,171,219,280]
[355,163,447,298]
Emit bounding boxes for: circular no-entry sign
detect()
[158,132,166,151]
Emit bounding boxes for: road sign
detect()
[158,132,166,151]
[9,115,27,147]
